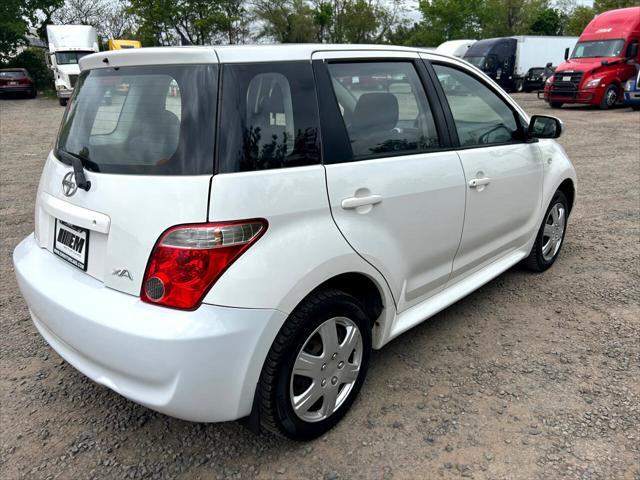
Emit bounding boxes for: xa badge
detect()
[112,269,133,281]
[62,172,77,197]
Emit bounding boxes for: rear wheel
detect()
[600,84,618,109]
[550,102,563,109]
[30,87,37,98]
[523,190,569,272]
[58,97,68,107]
[258,289,371,440]
[632,105,640,111]
[515,80,524,92]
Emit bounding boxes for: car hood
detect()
[555,57,620,75]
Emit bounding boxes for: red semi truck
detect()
[542,6,640,109]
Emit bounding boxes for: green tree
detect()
[565,5,594,35]
[528,7,563,35]
[0,0,64,60]
[594,0,640,13]
[417,0,485,46]
[253,0,318,43]
[128,0,248,45]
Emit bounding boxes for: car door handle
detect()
[341,194,383,209]
[468,177,491,188]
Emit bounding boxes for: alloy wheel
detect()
[289,316,363,422]
[542,203,566,262]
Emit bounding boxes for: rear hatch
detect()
[35,56,218,296]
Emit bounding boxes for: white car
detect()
[13,45,577,440]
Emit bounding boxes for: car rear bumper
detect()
[0,85,33,94]
[13,234,286,422]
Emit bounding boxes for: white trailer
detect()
[511,35,579,78]
[46,25,99,106]
[436,40,476,58]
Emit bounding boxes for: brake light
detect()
[141,220,267,310]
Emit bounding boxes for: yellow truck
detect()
[107,39,141,50]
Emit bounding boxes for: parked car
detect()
[13,45,577,441]
[542,6,640,109]
[0,68,36,98]
[523,64,555,92]
[624,70,640,110]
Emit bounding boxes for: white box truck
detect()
[463,35,579,92]
[46,25,99,106]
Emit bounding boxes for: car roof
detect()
[80,44,451,70]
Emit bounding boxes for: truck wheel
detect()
[599,84,618,110]
[59,98,68,107]
[550,102,563,109]
[30,88,37,99]
[515,80,524,92]
[631,105,639,111]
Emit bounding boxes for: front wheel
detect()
[515,80,524,92]
[550,102,563,109]
[258,289,371,440]
[600,84,618,109]
[523,190,569,272]
[632,105,640,111]
[58,97,68,107]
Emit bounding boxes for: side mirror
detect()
[564,47,569,61]
[529,115,563,140]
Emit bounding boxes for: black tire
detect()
[30,87,37,99]
[258,288,371,440]
[599,84,618,110]
[523,190,569,272]
[523,87,532,93]
[59,97,68,107]
[550,102,563,109]
[632,105,640,111]
[515,80,524,92]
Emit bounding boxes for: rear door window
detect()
[326,61,440,159]
[217,62,320,173]
[57,64,217,175]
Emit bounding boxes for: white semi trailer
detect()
[46,25,99,106]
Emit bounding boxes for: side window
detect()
[218,62,320,173]
[433,64,520,147]
[327,61,440,159]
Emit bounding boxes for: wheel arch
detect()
[557,178,575,215]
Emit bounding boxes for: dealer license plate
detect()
[53,219,89,271]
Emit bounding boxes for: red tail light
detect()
[141,220,267,310]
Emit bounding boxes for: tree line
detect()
[2,0,639,60]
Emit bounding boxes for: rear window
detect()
[56,64,217,175]
[0,71,25,79]
[217,62,320,173]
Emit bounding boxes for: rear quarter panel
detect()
[203,166,394,342]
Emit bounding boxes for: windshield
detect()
[465,56,486,69]
[571,40,625,59]
[55,51,94,65]
[56,64,217,175]
[0,70,26,79]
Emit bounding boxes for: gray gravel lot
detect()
[1,94,639,480]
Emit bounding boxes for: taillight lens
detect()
[141,220,267,310]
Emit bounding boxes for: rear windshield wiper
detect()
[56,149,96,191]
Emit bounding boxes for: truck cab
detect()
[46,25,99,106]
[464,38,517,91]
[543,6,640,109]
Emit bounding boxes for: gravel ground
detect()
[1,94,639,480]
